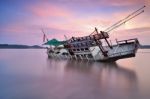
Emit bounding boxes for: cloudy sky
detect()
[0,0,150,45]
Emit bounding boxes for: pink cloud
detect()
[25,0,150,38]
[29,3,73,18]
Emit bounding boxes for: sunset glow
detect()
[0,0,150,45]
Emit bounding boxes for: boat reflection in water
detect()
[47,59,139,99]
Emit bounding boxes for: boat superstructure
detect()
[47,30,139,61]
[45,6,145,62]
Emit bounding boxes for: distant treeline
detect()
[140,45,150,49]
[0,44,45,49]
[0,44,149,49]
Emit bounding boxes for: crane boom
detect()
[104,6,145,33]
[106,10,144,33]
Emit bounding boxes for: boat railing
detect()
[108,50,135,57]
[73,50,91,54]
[117,38,138,45]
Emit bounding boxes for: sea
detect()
[0,49,150,99]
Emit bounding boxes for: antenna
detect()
[89,27,99,35]
[41,28,48,42]
[64,35,68,41]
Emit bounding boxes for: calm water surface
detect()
[0,49,150,99]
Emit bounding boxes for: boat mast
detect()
[41,28,49,42]
[94,27,108,56]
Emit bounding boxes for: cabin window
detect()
[83,54,86,58]
[73,49,76,51]
[62,52,69,55]
[81,48,84,51]
[56,52,60,54]
[80,54,85,58]
[85,48,89,50]
[88,54,93,58]
[77,49,80,51]
[76,55,80,58]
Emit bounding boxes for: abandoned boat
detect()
[43,6,145,62]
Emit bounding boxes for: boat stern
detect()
[107,38,140,61]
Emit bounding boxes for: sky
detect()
[0,0,150,45]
